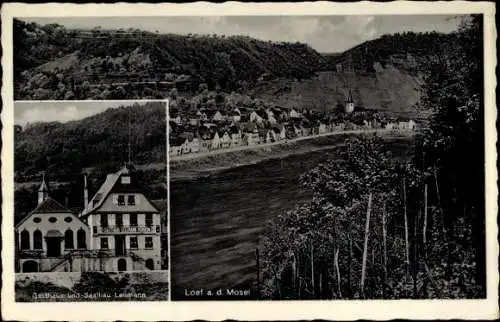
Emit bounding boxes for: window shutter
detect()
[136,195,141,205]
[113,195,118,204]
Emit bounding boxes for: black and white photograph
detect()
[10,13,490,300]
[12,100,169,301]
[2,1,498,321]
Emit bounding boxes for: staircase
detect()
[48,253,71,272]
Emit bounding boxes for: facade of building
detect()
[15,166,163,273]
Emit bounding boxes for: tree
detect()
[260,135,406,299]
[419,15,485,292]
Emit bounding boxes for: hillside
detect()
[331,31,456,73]
[14,18,325,100]
[15,101,166,181]
[250,31,457,117]
[14,19,457,118]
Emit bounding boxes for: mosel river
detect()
[170,137,413,300]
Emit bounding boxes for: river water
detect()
[170,137,413,300]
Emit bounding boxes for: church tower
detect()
[345,89,355,114]
[38,172,49,205]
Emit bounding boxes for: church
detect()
[15,165,163,273]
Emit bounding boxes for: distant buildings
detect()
[168,99,417,156]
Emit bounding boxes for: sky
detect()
[14,101,163,126]
[21,15,463,53]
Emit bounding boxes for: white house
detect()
[289,109,301,119]
[318,123,327,134]
[211,132,221,149]
[250,111,264,123]
[219,131,232,149]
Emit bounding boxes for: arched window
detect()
[20,230,30,250]
[145,258,154,270]
[77,229,86,249]
[33,230,43,249]
[65,229,74,249]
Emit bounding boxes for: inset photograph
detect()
[13,100,169,301]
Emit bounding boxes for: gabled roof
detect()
[81,166,159,216]
[81,167,127,216]
[31,197,73,215]
[15,197,75,229]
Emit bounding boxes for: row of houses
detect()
[169,113,417,156]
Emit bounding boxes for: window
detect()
[77,229,87,249]
[100,237,109,249]
[100,214,108,227]
[130,237,138,249]
[145,214,153,227]
[121,176,131,184]
[64,230,74,249]
[48,217,57,223]
[33,217,41,223]
[127,195,136,205]
[64,217,73,223]
[33,230,43,250]
[130,214,138,226]
[118,195,125,206]
[20,230,30,250]
[115,214,123,227]
[145,237,153,249]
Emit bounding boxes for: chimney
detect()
[83,173,89,209]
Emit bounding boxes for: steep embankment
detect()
[252,31,457,118]
[252,68,425,118]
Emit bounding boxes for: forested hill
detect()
[14,19,459,116]
[14,18,326,100]
[15,102,166,182]
[329,31,457,73]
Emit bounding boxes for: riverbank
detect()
[169,129,416,180]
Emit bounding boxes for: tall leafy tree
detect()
[419,15,485,291]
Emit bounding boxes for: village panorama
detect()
[168,90,417,158]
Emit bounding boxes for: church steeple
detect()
[344,89,355,114]
[38,172,49,205]
[346,89,354,103]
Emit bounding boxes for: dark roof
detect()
[242,122,257,133]
[31,197,72,215]
[229,125,240,134]
[170,136,186,146]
